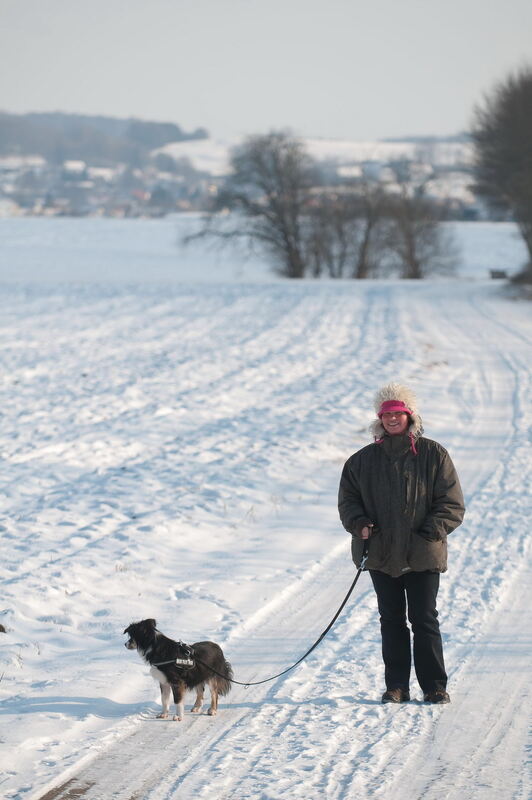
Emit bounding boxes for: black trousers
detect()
[369,569,447,694]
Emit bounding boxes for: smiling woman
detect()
[338,382,465,704]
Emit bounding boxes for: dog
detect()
[124,618,233,721]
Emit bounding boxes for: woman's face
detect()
[381,411,409,435]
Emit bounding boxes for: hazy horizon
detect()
[1,0,531,142]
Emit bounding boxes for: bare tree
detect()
[306,192,355,278]
[351,182,390,279]
[385,162,457,279]
[186,134,456,281]
[471,65,532,262]
[306,182,389,279]
[193,131,317,278]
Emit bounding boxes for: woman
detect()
[338,383,465,704]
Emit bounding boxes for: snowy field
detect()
[0,218,531,800]
[0,215,529,283]
[158,136,474,177]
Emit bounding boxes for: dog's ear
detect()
[146,618,157,629]
[123,625,130,634]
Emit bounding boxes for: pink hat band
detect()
[378,400,413,417]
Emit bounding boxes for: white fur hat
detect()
[370,382,423,439]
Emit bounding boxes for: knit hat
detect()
[370,383,423,440]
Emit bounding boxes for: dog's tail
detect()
[214,659,233,696]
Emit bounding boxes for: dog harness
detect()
[152,641,195,669]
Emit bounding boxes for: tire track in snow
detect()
[27,284,421,799]
[16,281,530,800]
[2,290,327,571]
[213,283,530,800]
[28,285,413,800]
[144,283,532,800]
[371,562,531,800]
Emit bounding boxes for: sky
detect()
[1,0,531,142]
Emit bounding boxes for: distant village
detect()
[0,152,219,218]
[0,112,504,221]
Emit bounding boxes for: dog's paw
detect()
[191,706,203,714]
[172,715,183,721]
[207,708,217,716]
[156,712,169,719]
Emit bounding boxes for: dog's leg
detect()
[171,681,185,721]
[191,683,205,713]
[208,680,218,716]
[157,682,172,719]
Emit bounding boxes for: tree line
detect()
[472,65,532,284]
[192,65,532,281]
[192,131,457,279]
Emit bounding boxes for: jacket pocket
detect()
[408,533,447,572]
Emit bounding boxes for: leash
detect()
[194,541,370,688]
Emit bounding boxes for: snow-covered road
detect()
[0,277,530,800]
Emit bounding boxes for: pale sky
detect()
[1,0,531,141]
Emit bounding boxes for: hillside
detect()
[0,111,208,165]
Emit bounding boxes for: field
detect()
[0,218,530,799]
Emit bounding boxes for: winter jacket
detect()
[338,433,465,577]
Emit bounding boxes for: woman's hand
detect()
[353,517,374,539]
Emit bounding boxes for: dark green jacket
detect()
[338,433,465,577]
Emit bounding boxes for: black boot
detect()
[381,688,410,703]
[423,690,450,704]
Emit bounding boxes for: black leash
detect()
[194,542,369,688]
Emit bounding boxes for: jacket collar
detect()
[380,432,415,458]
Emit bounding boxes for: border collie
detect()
[124,618,233,721]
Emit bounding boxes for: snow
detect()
[157,136,474,177]
[157,138,235,176]
[0,216,528,283]
[0,218,531,800]
[304,137,474,167]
